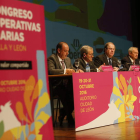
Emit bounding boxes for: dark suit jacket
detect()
[47,54,75,75]
[94,54,119,68]
[73,58,97,72]
[121,55,139,70]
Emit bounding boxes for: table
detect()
[48,74,72,78]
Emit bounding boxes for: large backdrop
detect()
[20,0,133,63]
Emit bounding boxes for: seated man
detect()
[94,42,119,71]
[47,42,76,126]
[121,47,139,71]
[73,45,102,72]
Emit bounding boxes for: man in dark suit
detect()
[94,42,119,71]
[121,47,139,71]
[74,45,103,72]
[47,42,76,126]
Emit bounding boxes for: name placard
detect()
[101,66,113,72]
[131,65,140,71]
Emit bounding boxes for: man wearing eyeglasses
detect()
[121,47,139,71]
[74,45,103,72]
[94,42,119,71]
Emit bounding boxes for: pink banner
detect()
[0,0,54,140]
[73,71,140,131]
[133,71,140,118]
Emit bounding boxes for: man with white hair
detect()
[121,47,139,70]
[73,45,102,72]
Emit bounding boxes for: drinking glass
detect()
[117,60,123,70]
[117,60,121,68]
[75,60,79,72]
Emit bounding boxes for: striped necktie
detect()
[61,60,65,69]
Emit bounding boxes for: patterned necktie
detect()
[61,60,65,69]
[61,60,67,86]
[109,58,112,65]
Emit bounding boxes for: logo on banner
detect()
[69,39,81,59]
[71,39,82,52]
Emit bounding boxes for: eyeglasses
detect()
[88,53,94,56]
[107,48,115,51]
[132,52,139,54]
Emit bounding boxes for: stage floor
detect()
[54,119,140,140]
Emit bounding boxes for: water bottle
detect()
[86,63,90,72]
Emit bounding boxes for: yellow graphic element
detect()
[35,92,50,118]
[35,113,50,140]
[137,77,140,83]
[36,112,49,123]
[0,75,50,140]
[10,125,26,139]
[113,74,137,122]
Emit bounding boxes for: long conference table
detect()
[49,71,140,131]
